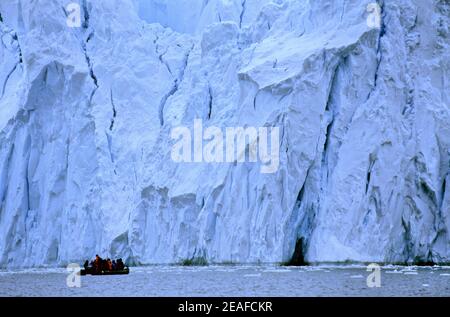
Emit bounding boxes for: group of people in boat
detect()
[84,255,126,274]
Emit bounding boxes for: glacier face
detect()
[0,0,449,268]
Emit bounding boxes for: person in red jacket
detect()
[107,259,113,271]
[94,255,102,274]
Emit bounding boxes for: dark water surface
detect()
[1,265,449,296]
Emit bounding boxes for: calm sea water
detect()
[1,265,449,297]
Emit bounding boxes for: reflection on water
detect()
[1,265,450,297]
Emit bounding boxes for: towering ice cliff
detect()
[0,0,449,267]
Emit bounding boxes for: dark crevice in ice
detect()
[11,33,23,63]
[366,0,386,101]
[207,85,213,120]
[321,62,339,168]
[239,0,247,28]
[440,176,447,211]
[366,158,375,194]
[1,63,19,99]
[321,56,347,182]
[23,135,33,253]
[159,85,177,126]
[420,179,438,208]
[401,215,412,262]
[82,41,98,87]
[159,52,173,76]
[321,118,333,180]
[373,1,386,84]
[86,31,94,43]
[159,44,194,126]
[81,30,99,111]
[1,25,24,100]
[79,1,98,93]
[106,90,116,171]
[109,89,117,131]
[366,170,372,194]
[294,166,311,209]
[296,170,309,208]
[289,166,316,267]
[285,238,307,266]
[81,0,90,29]
[340,0,347,22]
[25,155,31,214]
[0,143,14,215]
[155,38,173,77]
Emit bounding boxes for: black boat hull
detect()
[81,268,130,276]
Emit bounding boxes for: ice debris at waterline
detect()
[0,0,449,268]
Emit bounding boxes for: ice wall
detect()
[134,0,273,34]
[0,0,449,267]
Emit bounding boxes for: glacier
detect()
[0,0,449,268]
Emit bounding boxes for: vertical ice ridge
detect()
[158,43,194,126]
